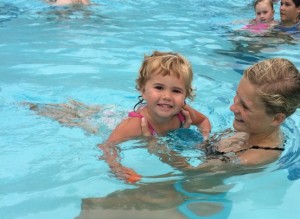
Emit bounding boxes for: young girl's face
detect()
[141,72,186,120]
[280,0,300,24]
[255,1,274,23]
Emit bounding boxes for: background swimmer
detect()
[243,0,278,33]
[44,0,90,6]
[252,0,277,24]
[275,0,300,34]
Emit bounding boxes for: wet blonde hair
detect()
[244,58,300,117]
[136,51,195,100]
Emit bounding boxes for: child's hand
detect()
[99,143,141,183]
[111,165,142,183]
[181,107,192,128]
[201,128,211,140]
[141,117,152,136]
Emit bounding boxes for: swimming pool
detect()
[1,0,300,218]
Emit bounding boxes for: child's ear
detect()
[272,113,286,126]
[140,86,145,93]
[140,87,146,98]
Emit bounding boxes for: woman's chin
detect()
[232,121,244,132]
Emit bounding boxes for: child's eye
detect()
[154,85,163,90]
[173,89,183,94]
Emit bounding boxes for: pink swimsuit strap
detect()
[128,111,185,136]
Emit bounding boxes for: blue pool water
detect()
[1,0,300,218]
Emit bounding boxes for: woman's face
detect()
[230,77,278,135]
[280,0,300,24]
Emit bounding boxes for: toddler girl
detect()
[100,51,211,183]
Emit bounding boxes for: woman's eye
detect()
[242,104,249,110]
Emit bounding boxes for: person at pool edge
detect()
[141,57,300,169]
[44,0,90,6]
[99,51,211,183]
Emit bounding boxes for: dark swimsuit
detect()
[206,145,284,163]
[128,111,185,136]
[275,22,300,38]
[275,22,300,33]
[200,129,284,163]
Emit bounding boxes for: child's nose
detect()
[162,90,171,99]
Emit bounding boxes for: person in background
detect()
[275,0,300,33]
[44,0,90,6]
[243,0,278,33]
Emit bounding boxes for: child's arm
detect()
[106,117,143,143]
[99,142,141,183]
[99,117,143,183]
[183,104,211,139]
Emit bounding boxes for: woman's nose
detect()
[230,98,238,113]
[229,103,236,112]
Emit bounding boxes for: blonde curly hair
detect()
[136,51,195,100]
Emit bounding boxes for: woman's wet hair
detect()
[244,58,300,117]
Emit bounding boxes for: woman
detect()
[202,58,299,168]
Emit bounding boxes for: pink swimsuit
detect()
[128,111,185,136]
[243,23,270,33]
